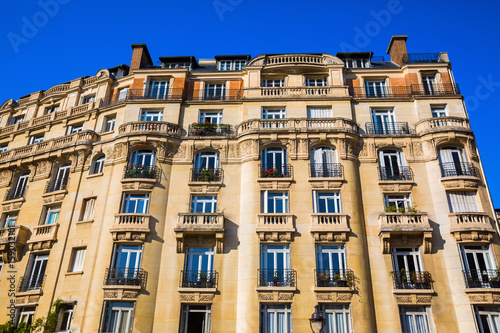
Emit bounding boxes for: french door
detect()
[195,152,219,169]
[148,81,169,99]
[379,150,405,180]
[261,245,290,286]
[112,245,142,280]
[28,254,48,290]
[130,150,156,167]
[461,246,496,287]
[372,110,396,134]
[54,164,70,191]
[311,147,337,177]
[439,147,465,176]
[392,248,423,286]
[262,148,286,172]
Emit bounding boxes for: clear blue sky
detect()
[1,0,499,205]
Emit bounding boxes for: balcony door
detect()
[112,245,142,279]
[103,302,135,333]
[422,75,436,95]
[195,152,219,169]
[54,164,71,191]
[439,147,466,176]
[28,254,48,290]
[148,81,169,99]
[379,150,405,180]
[130,150,156,167]
[365,80,386,97]
[316,245,346,286]
[261,245,290,286]
[461,246,495,285]
[260,304,292,333]
[185,247,214,287]
[123,194,149,214]
[205,84,225,100]
[262,148,287,171]
[372,109,395,134]
[475,306,500,333]
[180,305,211,333]
[13,172,29,199]
[392,248,423,286]
[311,147,337,177]
[323,305,351,333]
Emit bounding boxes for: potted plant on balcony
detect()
[273,270,280,286]
[334,273,350,287]
[199,167,218,182]
[384,205,397,213]
[317,271,330,287]
[263,168,284,178]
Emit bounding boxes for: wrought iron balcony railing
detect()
[440,162,480,178]
[391,271,432,290]
[365,122,410,135]
[104,268,147,288]
[402,53,441,64]
[186,89,243,101]
[378,166,413,181]
[188,123,231,136]
[350,86,413,98]
[101,88,184,107]
[259,164,293,178]
[463,269,500,289]
[179,270,218,289]
[309,163,343,178]
[258,269,296,288]
[18,274,46,292]
[44,176,69,193]
[123,165,159,179]
[315,269,355,288]
[411,83,460,96]
[4,185,28,201]
[190,168,223,182]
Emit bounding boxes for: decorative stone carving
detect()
[199,294,215,302]
[396,296,412,303]
[180,294,195,302]
[104,291,118,299]
[258,293,274,301]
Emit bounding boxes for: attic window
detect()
[345,58,370,68]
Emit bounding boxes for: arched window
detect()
[310,147,339,178]
[8,172,30,200]
[48,163,71,193]
[439,146,471,177]
[378,150,409,180]
[91,156,105,174]
[130,150,156,167]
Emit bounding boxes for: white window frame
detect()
[0,144,8,152]
[260,304,292,333]
[44,206,60,225]
[81,95,96,104]
[345,58,369,68]
[316,244,346,272]
[130,150,156,167]
[399,306,432,333]
[195,151,220,169]
[262,79,284,87]
[29,134,44,145]
[322,304,352,333]
[104,116,116,132]
[307,107,332,118]
[4,213,17,228]
[17,306,36,326]
[13,172,30,199]
[148,81,169,99]
[180,304,212,333]
[66,123,84,135]
[117,87,129,101]
[313,191,342,213]
[475,306,500,333]
[185,247,215,273]
[460,245,496,274]
[200,111,223,124]
[102,301,135,333]
[384,194,412,211]
[54,163,71,191]
[45,105,60,114]
[27,254,48,291]
[57,304,74,332]
[70,248,86,272]
[91,156,105,174]
[431,105,447,118]
[422,75,437,94]
[365,80,387,97]
[447,191,479,213]
[218,60,232,71]
[10,115,25,125]
[140,110,163,122]
[262,147,287,168]
[111,245,143,271]
[205,83,226,98]
[81,198,96,221]
[306,77,328,87]
[262,191,289,214]
[122,194,149,214]
[191,196,217,213]
[392,247,424,273]
[233,60,246,70]
[262,108,286,120]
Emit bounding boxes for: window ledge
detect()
[87,173,103,179]
[392,289,434,294]
[65,271,84,276]
[100,130,115,135]
[75,219,93,225]
[256,286,297,292]
[177,287,217,293]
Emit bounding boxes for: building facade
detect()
[0,35,498,333]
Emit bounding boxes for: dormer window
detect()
[218,60,247,71]
[165,63,176,68]
[219,60,232,71]
[345,58,370,68]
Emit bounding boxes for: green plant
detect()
[0,299,63,333]
[407,205,418,214]
[398,207,406,213]
[385,205,397,213]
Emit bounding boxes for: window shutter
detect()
[448,192,479,213]
[312,191,318,213]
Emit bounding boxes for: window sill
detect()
[65,271,84,276]
[100,130,115,135]
[76,219,93,225]
[87,173,103,179]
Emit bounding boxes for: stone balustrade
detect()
[378,212,431,231]
[243,86,349,99]
[449,212,495,243]
[118,121,182,138]
[415,117,471,134]
[264,54,327,65]
[256,213,295,242]
[237,117,358,136]
[44,83,70,96]
[310,213,350,242]
[110,214,151,242]
[27,224,59,251]
[176,213,224,231]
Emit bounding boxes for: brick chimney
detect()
[386,35,408,66]
[130,43,153,72]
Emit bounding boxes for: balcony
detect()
[190,168,223,183]
[0,226,29,262]
[378,166,413,181]
[392,271,433,290]
[110,214,151,242]
[244,86,349,99]
[350,86,412,99]
[315,269,355,288]
[237,117,359,136]
[402,53,442,64]
[463,270,500,289]
[256,213,295,242]
[117,121,181,138]
[365,122,410,135]
[440,162,479,178]
[449,212,495,243]
[123,165,159,180]
[175,213,225,253]
[378,213,432,254]
[310,213,350,242]
[18,274,46,293]
[309,163,344,178]
[27,224,59,251]
[258,164,293,179]
[186,89,242,102]
[258,269,296,288]
[411,83,460,96]
[101,88,184,107]
[179,270,218,289]
[415,117,472,135]
[188,123,231,137]
[103,268,147,288]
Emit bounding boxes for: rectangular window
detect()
[0,144,7,152]
[43,206,60,225]
[123,194,149,214]
[70,248,86,272]
[45,105,60,114]
[183,247,215,288]
[322,304,351,333]
[447,191,479,213]
[191,196,217,213]
[475,306,500,333]
[4,213,17,228]
[431,106,447,118]
[306,78,327,86]
[307,107,332,118]
[180,304,211,333]
[117,87,129,101]
[58,304,74,332]
[101,301,135,333]
[148,81,169,99]
[262,108,286,119]
[10,116,24,125]
[262,79,284,87]
[205,84,225,99]
[29,134,44,145]
[178,63,190,69]
[0,260,3,274]
[399,307,432,333]
[365,80,387,97]
[81,198,96,221]
[371,109,398,134]
[140,110,163,121]
[262,191,289,213]
[234,60,246,70]
[81,95,96,104]
[313,192,341,213]
[316,245,347,287]
[17,306,36,326]
[392,248,424,288]
[384,194,412,212]
[165,63,176,68]
[104,116,116,132]
[219,60,232,71]
[260,304,292,333]
[345,58,369,68]
[200,111,223,124]
[461,245,497,288]
[25,254,48,291]
[422,75,436,95]
[66,123,84,135]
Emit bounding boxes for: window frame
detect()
[69,247,86,272]
[191,195,217,213]
[260,303,292,333]
[81,197,96,221]
[104,115,116,132]
[140,109,164,122]
[43,205,61,225]
[262,108,286,119]
[180,304,212,333]
[384,194,412,211]
[399,306,433,333]
[28,134,44,145]
[312,191,342,213]
[101,301,135,333]
[91,156,105,174]
[122,194,149,214]
[262,191,289,214]
[66,123,84,135]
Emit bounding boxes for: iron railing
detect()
[104,268,147,288]
[4,184,28,201]
[378,166,413,181]
[365,122,410,135]
[402,53,441,64]
[259,164,293,178]
[190,168,223,182]
[45,175,69,193]
[440,162,480,178]
[315,269,355,288]
[412,83,460,96]
[351,86,413,98]
[179,270,218,288]
[188,123,231,136]
[100,88,184,107]
[309,163,344,178]
[391,271,432,290]
[123,165,159,179]
[463,269,500,289]
[18,274,46,292]
[258,269,296,287]
[186,89,243,101]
